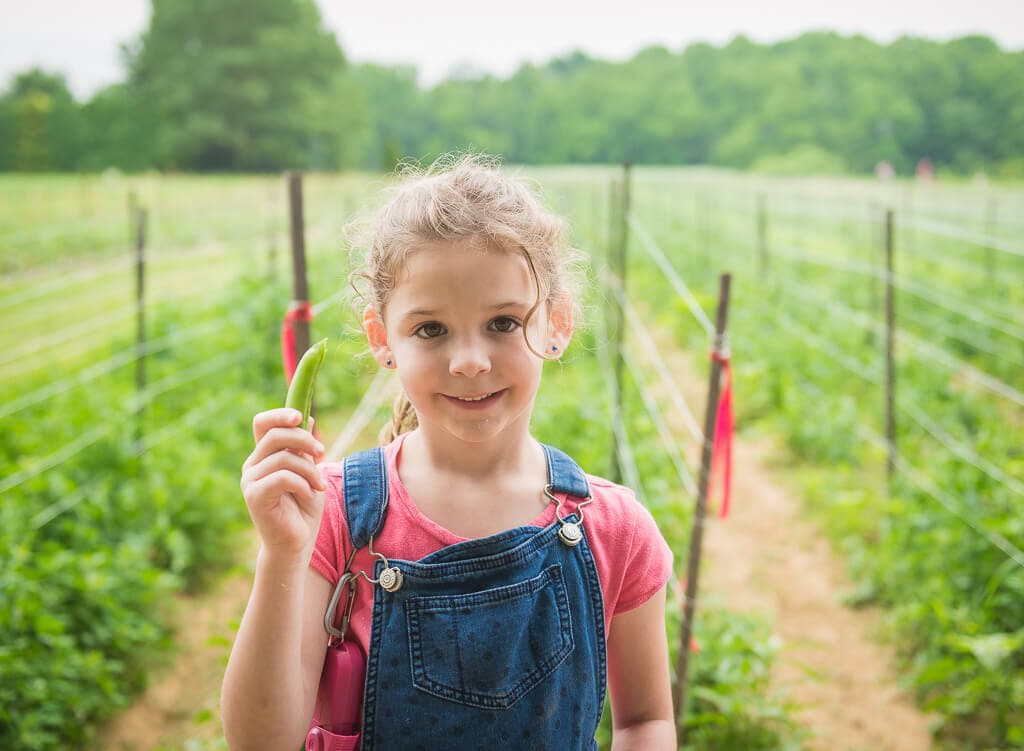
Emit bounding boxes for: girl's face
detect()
[363,240,573,445]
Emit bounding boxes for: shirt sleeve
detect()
[613,499,675,615]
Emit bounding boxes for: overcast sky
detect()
[1,0,1021,99]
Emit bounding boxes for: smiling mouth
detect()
[443,389,507,406]
[448,390,501,402]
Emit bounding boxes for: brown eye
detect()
[490,317,521,333]
[415,322,445,339]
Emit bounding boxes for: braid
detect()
[378,389,419,445]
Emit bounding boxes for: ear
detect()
[362,304,395,368]
[546,291,574,358]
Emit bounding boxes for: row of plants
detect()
[611,170,1024,749]
[3,170,802,749]
[0,239,378,748]
[531,307,804,750]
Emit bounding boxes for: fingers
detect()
[245,412,325,471]
[252,408,304,443]
[310,416,326,463]
[242,450,326,493]
[246,469,323,511]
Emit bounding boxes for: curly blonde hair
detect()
[346,152,588,445]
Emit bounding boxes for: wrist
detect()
[256,544,310,579]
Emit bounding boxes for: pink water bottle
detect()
[305,640,366,751]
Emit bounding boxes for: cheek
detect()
[512,349,545,383]
[523,316,549,349]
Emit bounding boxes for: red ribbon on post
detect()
[280,300,324,457]
[708,348,733,519]
[281,300,315,385]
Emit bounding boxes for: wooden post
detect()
[674,273,733,743]
[885,209,896,481]
[286,169,317,435]
[606,174,622,479]
[614,165,632,367]
[134,205,147,454]
[610,162,632,484]
[287,171,311,362]
[607,178,621,272]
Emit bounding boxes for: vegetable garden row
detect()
[1,168,1021,749]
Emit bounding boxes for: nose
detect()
[448,336,491,378]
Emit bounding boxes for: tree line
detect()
[1,0,1021,176]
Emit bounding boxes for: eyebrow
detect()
[401,301,531,320]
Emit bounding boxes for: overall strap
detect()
[540,443,592,500]
[342,447,389,550]
[343,443,589,549]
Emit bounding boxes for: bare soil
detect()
[92,538,259,751]
[653,331,935,751]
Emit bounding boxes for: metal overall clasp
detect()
[324,537,403,644]
[324,571,359,643]
[544,484,593,547]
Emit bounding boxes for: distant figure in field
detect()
[915,158,934,182]
[875,160,895,181]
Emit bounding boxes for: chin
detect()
[441,419,505,442]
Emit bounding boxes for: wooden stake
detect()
[134,205,147,456]
[885,209,896,481]
[674,272,732,743]
[287,170,311,362]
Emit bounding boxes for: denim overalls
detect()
[340,443,607,750]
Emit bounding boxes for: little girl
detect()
[223,154,676,750]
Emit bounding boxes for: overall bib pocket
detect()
[405,563,574,709]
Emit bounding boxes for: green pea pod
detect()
[285,337,328,431]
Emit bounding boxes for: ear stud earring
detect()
[386,359,392,366]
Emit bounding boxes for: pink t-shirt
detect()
[311,431,673,654]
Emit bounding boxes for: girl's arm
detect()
[607,584,676,750]
[221,409,333,750]
[220,551,332,750]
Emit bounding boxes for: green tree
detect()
[77,82,160,171]
[349,63,426,169]
[126,0,364,170]
[1,69,81,171]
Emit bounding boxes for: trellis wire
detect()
[773,309,1024,569]
[0,318,229,420]
[603,269,705,446]
[774,305,1023,499]
[627,213,715,338]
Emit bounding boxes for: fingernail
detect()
[315,442,325,453]
[291,410,302,422]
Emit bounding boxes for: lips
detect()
[451,392,497,401]
[442,389,507,409]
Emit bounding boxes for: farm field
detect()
[2,168,1023,750]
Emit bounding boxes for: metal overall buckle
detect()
[544,484,593,547]
[325,538,404,644]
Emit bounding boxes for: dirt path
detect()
[92,538,258,751]
[652,331,935,751]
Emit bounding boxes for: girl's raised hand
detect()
[240,408,327,563]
